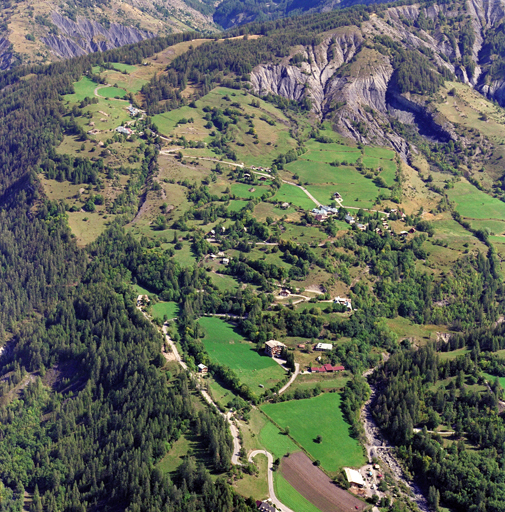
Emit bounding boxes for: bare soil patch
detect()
[280,451,367,512]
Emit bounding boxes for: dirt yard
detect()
[280,452,367,512]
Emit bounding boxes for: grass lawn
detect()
[234,453,269,501]
[302,150,361,164]
[273,184,317,209]
[199,317,285,391]
[151,301,180,320]
[261,393,365,473]
[132,284,152,296]
[363,146,395,159]
[275,473,321,512]
[172,243,197,266]
[157,435,191,475]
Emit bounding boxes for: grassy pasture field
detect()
[447,181,505,220]
[198,317,285,390]
[208,272,239,292]
[285,160,354,184]
[302,150,361,164]
[273,184,317,209]
[98,86,128,99]
[259,420,301,459]
[151,302,179,320]
[153,87,298,167]
[261,393,365,473]
[64,76,98,102]
[306,178,379,208]
[110,62,138,73]
[231,183,271,199]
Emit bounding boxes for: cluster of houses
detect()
[311,205,339,221]
[116,126,134,135]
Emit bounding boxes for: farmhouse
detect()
[265,340,286,358]
[315,342,333,351]
[345,214,355,224]
[357,223,367,231]
[310,364,345,373]
[279,289,290,297]
[222,258,230,265]
[116,126,133,135]
[197,364,208,374]
[256,501,276,512]
[344,468,365,488]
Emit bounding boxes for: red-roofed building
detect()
[310,364,345,373]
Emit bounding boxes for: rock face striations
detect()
[41,13,154,60]
[251,0,505,153]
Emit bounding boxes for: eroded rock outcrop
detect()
[0,37,12,71]
[41,12,154,60]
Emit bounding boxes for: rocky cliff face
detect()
[41,12,154,60]
[251,0,505,154]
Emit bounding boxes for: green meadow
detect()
[199,317,285,390]
[261,393,365,473]
[273,184,317,209]
[447,181,505,220]
[151,302,180,320]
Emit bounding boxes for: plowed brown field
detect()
[280,452,367,512]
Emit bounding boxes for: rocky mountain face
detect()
[41,13,154,60]
[250,0,505,154]
[0,0,215,69]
